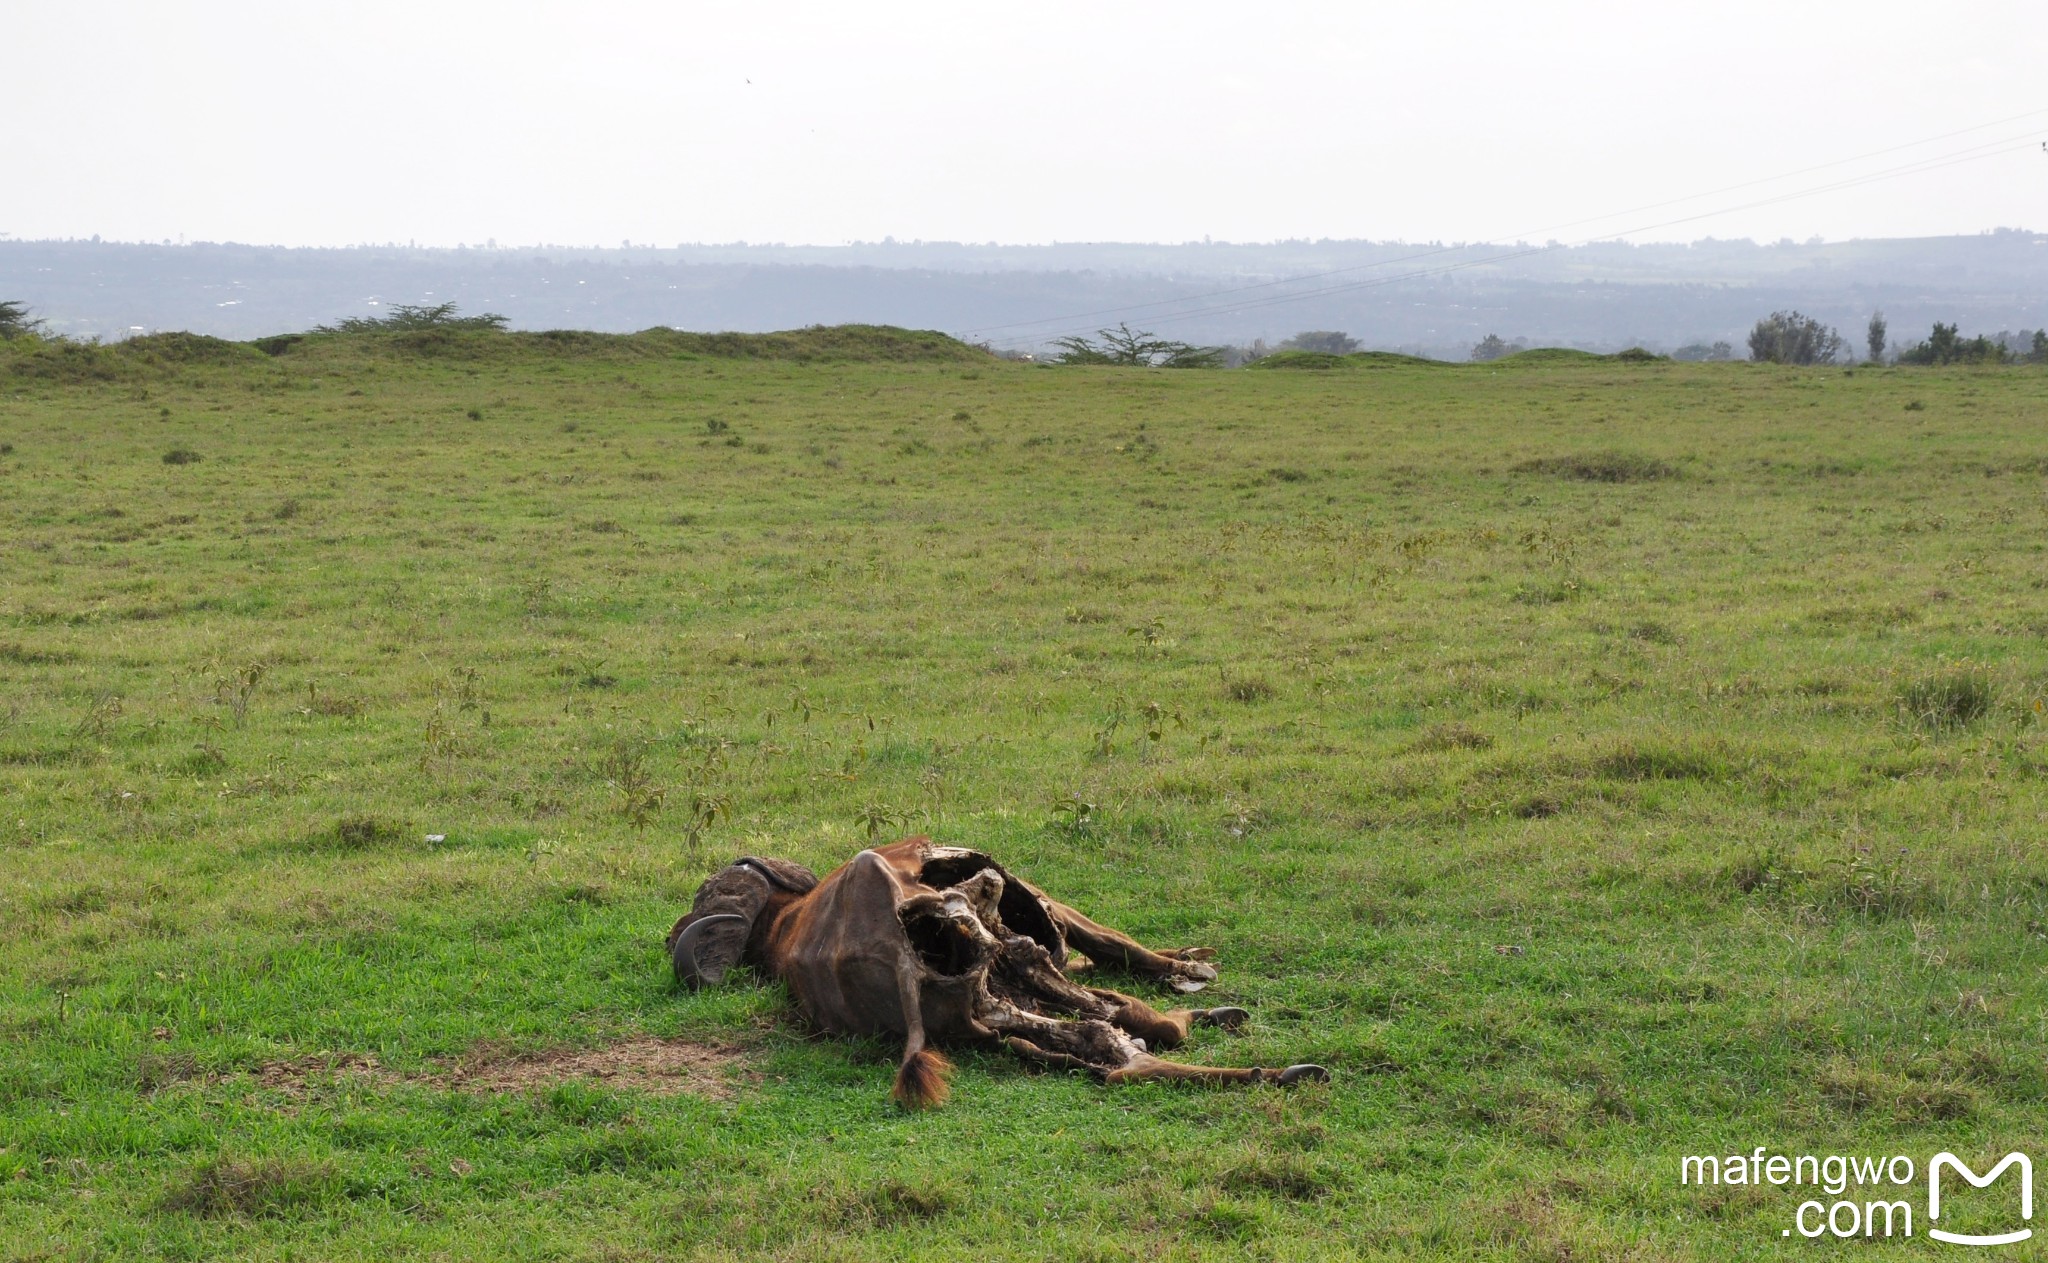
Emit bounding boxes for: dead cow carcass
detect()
[665,836,1328,1107]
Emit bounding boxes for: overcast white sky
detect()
[6,1,2045,248]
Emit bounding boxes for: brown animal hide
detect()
[666,837,1328,1107]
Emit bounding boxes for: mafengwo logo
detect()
[1929,1153,2032,1246]
[1679,1148,2032,1243]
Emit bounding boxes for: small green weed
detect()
[600,739,665,835]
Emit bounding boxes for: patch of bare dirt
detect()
[253,1053,395,1097]
[442,1038,746,1099]
[248,1038,744,1099]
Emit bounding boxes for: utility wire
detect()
[977,128,2045,348]
[1150,135,2042,333]
[963,107,2048,346]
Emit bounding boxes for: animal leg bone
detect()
[1000,1035,1106,1077]
[1026,890,1220,990]
[1104,1054,1331,1088]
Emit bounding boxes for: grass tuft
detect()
[1409,722,1494,753]
[135,1051,202,1093]
[1815,1058,1976,1121]
[162,1157,340,1218]
[1627,620,1681,645]
[0,641,79,666]
[1726,845,1786,895]
[1897,662,1997,729]
[563,1124,678,1175]
[1221,1154,1338,1201]
[1581,735,1733,781]
[1512,452,1678,483]
[848,1178,959,1225]
[331,814,403,849]
[1225,676,1276,703]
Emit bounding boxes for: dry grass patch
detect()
[441,1037,747,1098]
[249,1038,747,1099]
[254,1052,396,1097]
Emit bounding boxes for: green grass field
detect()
[2,328,2046,1260]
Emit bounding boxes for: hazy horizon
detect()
[6,227,2040,251]
[9,230,2043,358]
[8,2,2045,250]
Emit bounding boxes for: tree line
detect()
[1748,309,2048,366]
[0,299,509,343]
[10,296,2045,369]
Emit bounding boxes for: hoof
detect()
[1276,1064,1330,1087]
[1168,976,1210,994]
[1194,1006,1250,1030]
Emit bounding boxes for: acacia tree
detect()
[1051,323,1223,368]
[315,301,508,334]
[0,300,45,339]
[1748,311,1846,365]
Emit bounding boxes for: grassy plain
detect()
[2,328,2046,1260]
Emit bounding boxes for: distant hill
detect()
[3,232,2043,360]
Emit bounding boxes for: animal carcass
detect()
[666,837,1328,1106]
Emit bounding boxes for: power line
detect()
[964,108,2048,347]
[982,130,2042,345]
[973,119,2046,344]
[1456,107,2048,247]
[978,131,2045,348]
[1139,135,2042,334]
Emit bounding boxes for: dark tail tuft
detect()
[891,1046,953,1110]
